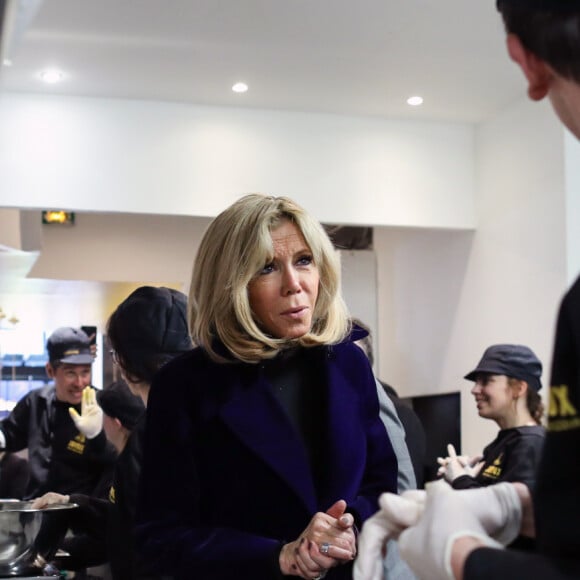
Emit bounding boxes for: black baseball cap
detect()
[464,344,543,391]
[97,381,145,430]
[108,286,192,355]
[47,327,94,365]
[498,0,580,10]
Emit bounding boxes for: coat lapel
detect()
[317,356,366,509]
[219,373,318,513]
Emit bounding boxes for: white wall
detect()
[0,93,476,229]
[375,98,568,456]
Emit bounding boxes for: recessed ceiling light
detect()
[232,82,248,93]
[2,59,12,67]
[407,96,424,106]
[39,68,65,84]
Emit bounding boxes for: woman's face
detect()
[248,219,319,339]
[470,374,514,422]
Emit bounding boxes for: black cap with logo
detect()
[47,327,94,365]
[464,344,543,391]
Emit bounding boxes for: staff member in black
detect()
[0,327,115,499]
[439,344,545,493]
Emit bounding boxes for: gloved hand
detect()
[353,490,425,580]
[437,444,483,483]
[398,480,508,580]
[30,492,70,509]
[69,386,103,439]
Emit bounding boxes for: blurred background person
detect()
[353,318,426,490]
[0,327,115,500]
[34,285,193,580]
[438,344,544,494]
[137,194,398,580]
[0,450,29,499]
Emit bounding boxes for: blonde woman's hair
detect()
[189,194,350,363]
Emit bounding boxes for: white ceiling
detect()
[0,0,527,298]
[0,0,525,123]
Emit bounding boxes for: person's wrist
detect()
[278,542,293,576]
[450,536,487,580]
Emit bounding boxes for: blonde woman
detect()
[137,194,398,580]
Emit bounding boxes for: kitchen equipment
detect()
[0,500,77,578]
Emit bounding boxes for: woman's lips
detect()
[281,306,307,319]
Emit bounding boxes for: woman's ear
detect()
[506,33,553,101]
[511,379,529,400]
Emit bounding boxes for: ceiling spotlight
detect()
[232,82,248,93]
[39,68,65,84]
[407,96,424,106]
[2,59,13,67]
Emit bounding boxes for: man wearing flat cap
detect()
[0,327,116,499]
[355,1,580,579]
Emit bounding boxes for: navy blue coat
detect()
[136,339,397,580]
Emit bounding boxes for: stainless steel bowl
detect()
[0,500,78,577]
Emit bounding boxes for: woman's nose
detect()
[282,268,301,294]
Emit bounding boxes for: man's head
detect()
[46,327,94,405]
[497,0,580,138]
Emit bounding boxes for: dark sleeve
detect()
[535,281,580,561]
[464,546,580,580]
[0,394,32,451]
[451,475,481,489]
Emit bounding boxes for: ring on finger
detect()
[320,542,331,555]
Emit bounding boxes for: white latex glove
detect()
[437,444,483,483]
[398,480,506,580]
[30,492,70,509]
[69,386,103,439]
[353,490,425,580]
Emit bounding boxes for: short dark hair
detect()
[499,6,580,83]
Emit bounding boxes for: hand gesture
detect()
[69,386,103,439]
[280,499,356,579]
[437,444,483,483]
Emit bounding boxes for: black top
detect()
[452,425,545,491]
[0,385,116,499]
[264,349,327,493]
[465,276,580,579]
[0,452,29,498]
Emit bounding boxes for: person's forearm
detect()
[512,482,534,538]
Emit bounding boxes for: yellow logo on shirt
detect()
[67,433,86,455]
[109,485,116,504]
[482,453,503,480]
[548,385,580,431]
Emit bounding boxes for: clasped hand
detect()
[280,499,356,579]
[437,444,483,483]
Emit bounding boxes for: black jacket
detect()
[453,425,545,491]
[0,385,116,499]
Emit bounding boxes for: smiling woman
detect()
[136,194,398,580]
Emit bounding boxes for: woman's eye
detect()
[297,254,313,266]
[260,263,274,275]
